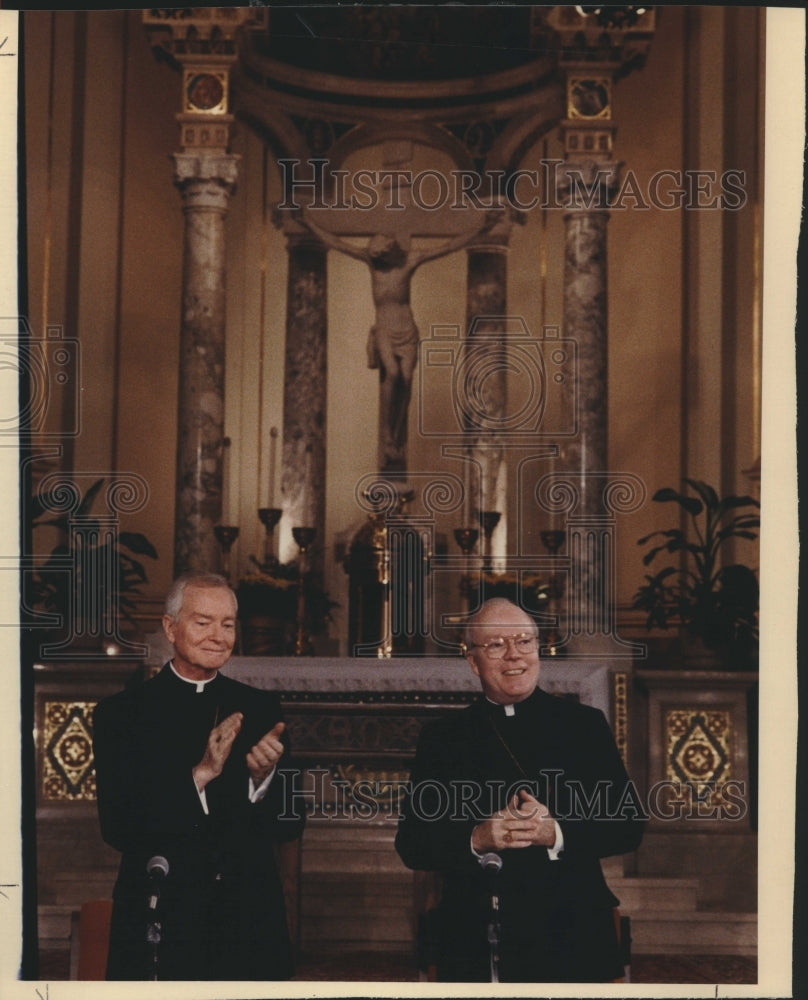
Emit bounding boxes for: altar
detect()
[33,651,756,966]
[218,655,629,955]
[220,655,624,817]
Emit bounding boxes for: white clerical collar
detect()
[170,660,216,694]
[486,697,515,716]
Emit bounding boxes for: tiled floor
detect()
[291,950,758,984]
[37,947,758,984]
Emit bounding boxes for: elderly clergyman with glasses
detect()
[395,598,645,983]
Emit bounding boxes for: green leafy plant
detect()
[632,478,760,666]
[237,557,338,639]
[461,572,552,616]
[27,477,158,635]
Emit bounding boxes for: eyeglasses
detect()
[470,633,538,659]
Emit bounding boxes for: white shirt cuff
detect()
[193,766,276,815]
[547,820,564,860]
[193,774,210,815]
[249,767,276,803]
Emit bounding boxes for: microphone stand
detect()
[487,890,501,983]
[479,853,503,984]
[146,911,162,981]
[145,856,169,980]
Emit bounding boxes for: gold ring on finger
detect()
[504,831,513,844]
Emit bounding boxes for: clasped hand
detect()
[192,712,286,792]
[471,789,556,853]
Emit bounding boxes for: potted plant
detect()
[237,558,338,655]
[461,571,553,617]
[632,478,760,669]
[26,477,158,651]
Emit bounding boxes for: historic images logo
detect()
[277,159,749,214]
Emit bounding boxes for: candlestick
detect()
[540,529,566,655]
[478,510,501,574]
[292,526,316,656]
[462,457,471,525]
[479,448,489,514]
[302,444,313,525]
[214,524,239,583]
[455,526,480,618]
[454,527,479,556]
[268,426,278,508]
[258,507,282,568]
[547,445,557,529]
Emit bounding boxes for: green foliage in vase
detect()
[27,477,158,633]
[632,478,760,667]
[237,557,337,636]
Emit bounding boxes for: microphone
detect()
[146,855,169,910]
[479,852,503,874]
[479,852,503,896]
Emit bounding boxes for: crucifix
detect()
[295,142,499,481]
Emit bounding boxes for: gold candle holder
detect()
[454,526,480,619]
[213,525,240,583]
[540,529,566,655]
[477,510,501,573]
[258,507,282,567]
[292,526,316,656]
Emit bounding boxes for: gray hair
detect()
[463,597,538,650]
[164,571,237,620]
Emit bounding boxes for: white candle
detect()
[462,458,471,525]
[479,447,489,513]
[268,426,278,508]
[222,437,231,524]
[548,444,557,529]
[303,445,313,525]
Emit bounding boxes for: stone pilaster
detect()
[142,9,265,577]
[281,232,328,580]
[559,158,621,498]
[556,156,636,656]
[171,152,239,576]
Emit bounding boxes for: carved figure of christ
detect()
[298,201,499,478]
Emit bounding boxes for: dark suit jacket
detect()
[92,664,305,981]
[395,687,646,983]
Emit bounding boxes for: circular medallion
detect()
[186,73,225,112]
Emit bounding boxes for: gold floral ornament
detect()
[42,700,98,801]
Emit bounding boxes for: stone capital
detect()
[536,6,656,71]
[143,8,267,65]
[172,152,240,209]
[556,158,624,211]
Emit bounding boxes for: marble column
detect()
[281,232,328,580]
[557,158,631,655]
[171,152,239,577]
[465,230,510,568]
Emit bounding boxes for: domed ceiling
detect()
[145,6,655,169]
[248,6,538,81]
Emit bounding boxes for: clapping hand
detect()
[246,721,286,787]
[193,711,243,792]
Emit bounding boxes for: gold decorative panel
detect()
[612,671,628,766]
[333,763,411,816]
[41,700,98,802]
[662,708,738,817]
